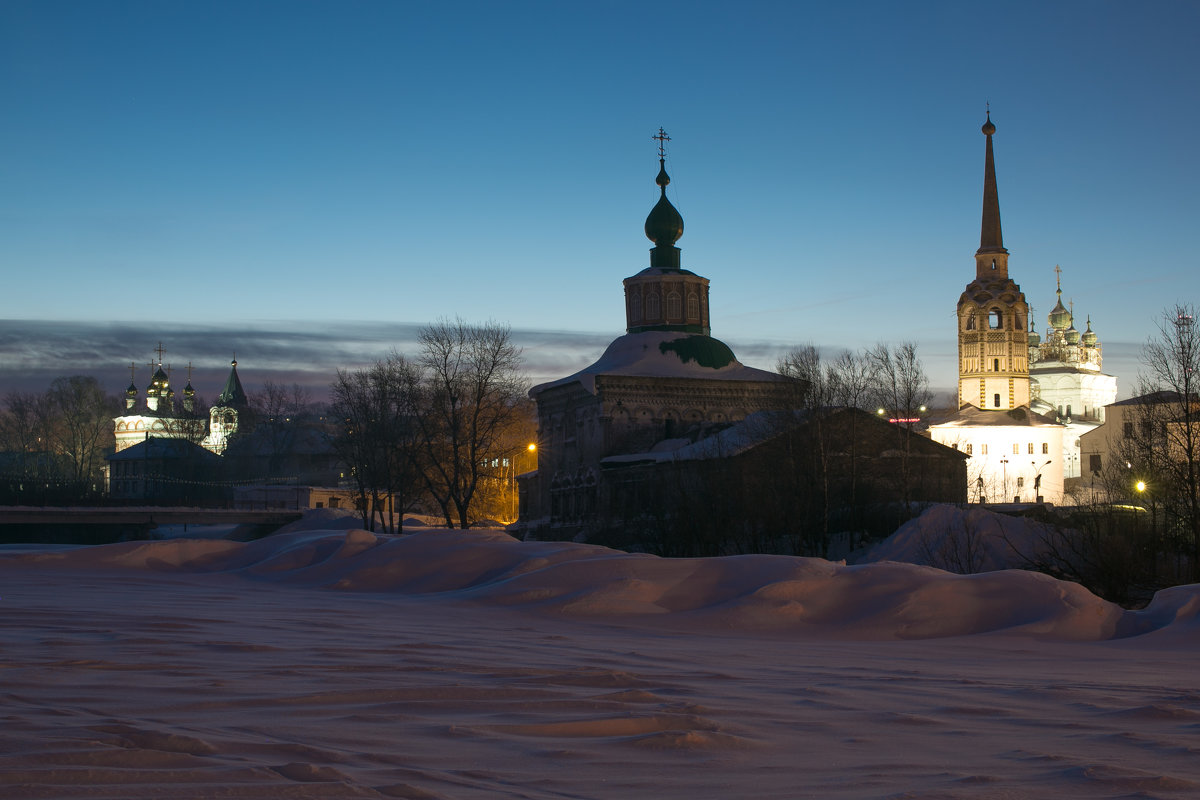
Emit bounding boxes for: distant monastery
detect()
[113,350,250,455]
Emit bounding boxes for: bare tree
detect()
[0,392,51,479]
[866,342,932,511]
[42,376,117,491]
[329,355,423,533]
[415,319,529,529]
[253,380,314,480]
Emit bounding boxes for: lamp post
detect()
[1000,455,1009,503]
[1033,459,1052,503]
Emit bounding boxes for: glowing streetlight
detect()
[1135,480,1146,493]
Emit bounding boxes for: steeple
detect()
[214,359,248,408]
[975,108,1009,279]
[624,129,711,335]
[644,128,684,269]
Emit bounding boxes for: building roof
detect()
[1110,391,1196,407]
[214,360,249,408]
[106,436,222,463]
[931,404,1061,429]
[530,330,787,397]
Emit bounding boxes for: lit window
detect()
[1028,443,1034,454]
[981,444,988,455]
[1042,442,1049,454]
[1013,443,1019,454]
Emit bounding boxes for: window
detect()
[1042,442,1049,454]
[965,443,973,454]
[1013,443,1020,454]
[994,393,1001,408]
[646,292,661,319]
[993,358,1000,372]
[951,443,958,450]
[1017,477,1024,488]
[628,292,642,321]
[989,310,1002,329]
[687,292,699,320]
[666,291,681,319]
[1066,404,1072,418]
[1089,454,1102,473]
[1028,443,1034,454]
[981,444,988,455]
[966,315,976,330]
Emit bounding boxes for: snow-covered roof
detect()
[930,405,1061,429]
[530,331,786,397]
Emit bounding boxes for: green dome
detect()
[1064,325,1081,345]
[1082,317,1098,346]
[1048,295,1071,330]
[644,161,684,247]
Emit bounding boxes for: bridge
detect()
[0,507,305,545]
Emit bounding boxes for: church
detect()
[518,132,966,546]
[517,131,795,539]
[1027,267,1118,479]
[929,114,1066,504]
[113,349,250,455]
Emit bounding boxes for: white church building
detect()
[929,113,1065,504]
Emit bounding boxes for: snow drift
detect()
[11,525,1197,641]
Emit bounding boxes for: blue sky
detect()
[1,1,1196,401]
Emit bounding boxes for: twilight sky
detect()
[1,1,1196,402]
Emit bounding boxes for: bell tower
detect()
[956,112,1030,410]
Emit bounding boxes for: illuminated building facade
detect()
[930,114,1065,503]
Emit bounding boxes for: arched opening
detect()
[646,292,661,320]
[993,358,1000,372]
[666,291,681,319]
[994,393,1001,408]
[687,292,699,320]
[989,309,1002,329]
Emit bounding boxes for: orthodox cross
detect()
[154,341,167,365]
[653,127,670,158]
[1054,264,1062,291]
[128,362,137,383]
[186,362,193,382]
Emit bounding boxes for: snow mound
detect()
[12,526,1199,641]
[861,504,1047,573]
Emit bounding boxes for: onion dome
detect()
[147,366,169,396]
[1082,316,1098,346]
[644,160,683,248]
[1048,293,1071,330]
[125,381,138,398]
[1027,321,1041,347]
[184,381,195,398]
[1064,324,1081,345]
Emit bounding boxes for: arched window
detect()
[628,292,642,322]
[989,309,1002,329]
[966,314,976,330]
[994,393,1001,408]
[666,291,681,319]
[646,292,661,320]
[687,292,699,320]
[993,358,1000,372]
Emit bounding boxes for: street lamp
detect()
[1000,456,1009,503]
[1033,459,1052,503]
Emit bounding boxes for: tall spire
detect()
[975,108,1009,279]
[644,127,684,269]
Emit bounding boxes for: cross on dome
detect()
[653,127,670,158]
